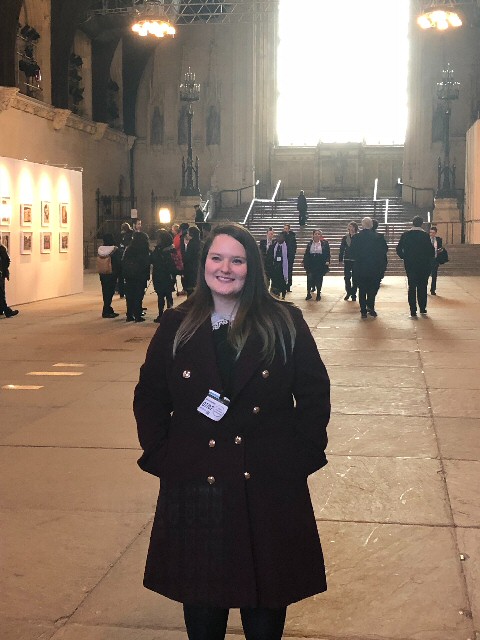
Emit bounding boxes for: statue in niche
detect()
[206,105,221,145]
[151,106,164,145]
[178,105,188,145]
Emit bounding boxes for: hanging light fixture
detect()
[131,1,176,38]
[417,1,463,30]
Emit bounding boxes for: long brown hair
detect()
[173,223,296,363]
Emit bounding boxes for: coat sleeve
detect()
[133,311,177,477]
[339,236,346,262]
[395,234,404,259]
[290,308,330,475]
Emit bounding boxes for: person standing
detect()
[338,221,358,301]
[267,231,289,299]
[122,231,151,322]
[151,229,177,323]
[428,225,443,295]
[134,223,330,640]
[303,229,330,301]
[396,216,435,317]
[194,204,205,238]
[350,217,388,318]
[183,226,202,297]
[296,190,308,226]
[0,241,19,318]
[259,228,274,288]
[118,222,134,299]
[97,233,122,318]
[283,224,297,292]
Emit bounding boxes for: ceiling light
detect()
[131,1,176,38]
[417,1,463,30]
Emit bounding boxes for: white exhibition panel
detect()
[0,156,83,306]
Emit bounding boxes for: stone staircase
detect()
[440,244,480,275]
[242,197,418,275]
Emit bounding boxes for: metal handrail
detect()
[242,180,281,227]
[217,179,260,210]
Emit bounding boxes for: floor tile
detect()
[444,460,480,526]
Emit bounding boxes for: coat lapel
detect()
[179,317,223,393]
[231,333,265,401]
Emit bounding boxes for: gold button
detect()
[207,476,215,484]
[244,472,251,480]
[262,370,270,378]
[182,370,191,379]
[252,406,260,414]
[234,436,242,445]
[209,439,216,448]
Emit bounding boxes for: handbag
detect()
[436,247,449,265]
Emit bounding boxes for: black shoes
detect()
[344,294,350,301]
[135,317,146,323]
[102,312,119,318]
[351,295,357,301]
[420,309,427,314]
[305,293,312,300]
[410,311,417,317]
[126,316,135,322]
[367,309,377,317]
[316,293,321,301]
[4,309,19,318]
[361,311,368,318]
[430,291,436,295]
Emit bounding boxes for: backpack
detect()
[97,254,112,275]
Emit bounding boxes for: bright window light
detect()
[277,0,410,146]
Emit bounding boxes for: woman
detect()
[267,231,288,299]
[151,229,176,323]
[134,223,330,640]
[183,225,202,297]
[97,233,122,318]
[303,229,330,301]
[122,231,151,322]
[339,221,358,301]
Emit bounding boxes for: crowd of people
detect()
[96,206,212,323]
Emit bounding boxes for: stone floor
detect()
[1,273,479,640]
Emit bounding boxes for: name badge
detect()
[276,256,282,261]
[197,390,230,421]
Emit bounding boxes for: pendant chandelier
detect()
[131,1,176,38]
[417,0,463,30]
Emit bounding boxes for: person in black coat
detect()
[117,222,134,299]
[283,224,297,292]
[303,229,330,301]
[267,232,289,299]
[296,190,308,226]
[122,231,151,322]
[259,228,274,288]
[338,221,358,301]
[350,217,388,318]
[0,242,19,318]
[97,233,122,318]
[428,225,443,295]
[134,223,330,640]
[151,229,177,323]
[396,216,435,316]
[183,226,202,296]
[194,204,205,238]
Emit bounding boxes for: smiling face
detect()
[205,234,248,301]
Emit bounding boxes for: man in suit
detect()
[297,190,308,226]
[283,223,297,292]
[350,217,388,318]
[396,216,435,317]
[429,225,443,295]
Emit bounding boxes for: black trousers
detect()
[0,275,7,314]
[99,274,116,315]
[406,268,429,313]
[343,260,357,296]
[430,261,439,293]
[183,604,287,640]
[155,290,173,316]
[124,278,145,320]
[307,272,324,294]
[358,277,380,313]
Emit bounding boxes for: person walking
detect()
[338,221,358,301]
[122,231,151,322]
[0,241,19,318]
[350,217,388,318]
[428,225,443,295]
[303,229,330,301]
[282,224,297,292]
[267,231,289,299]
[151,229,177,323]
[134,222,330,640]
[396,215,435,317]
[296,190,308,226]
[97,233,122,318]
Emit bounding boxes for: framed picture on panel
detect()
[1,232,10,253]
[59,203,68,227]
[41,201,51,227]
[0,197,12,226]
[59,231,69,252]
[40,232,52,254]
[21,231,33,254]
[20,204,33,226]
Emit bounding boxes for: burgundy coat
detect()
[133,303,330,608]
